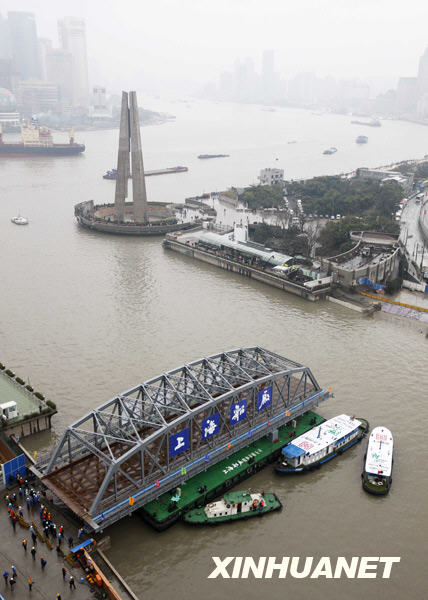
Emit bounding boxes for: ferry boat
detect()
[11,214,29,225]
[323,147,337,155]
[183,490,281,525]
[362,426,393,495]
[274,414,369,473]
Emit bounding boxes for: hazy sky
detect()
[3,0,428,93]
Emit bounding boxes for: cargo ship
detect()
[198,154,229,159]
[0,123,85,156]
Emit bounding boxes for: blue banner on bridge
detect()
[169,428,190,458]
[257,386,272,412]
[202,413,220,439]
[230,399,247,425]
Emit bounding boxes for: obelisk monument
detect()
[114,91,148,224]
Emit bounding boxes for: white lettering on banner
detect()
[174,437,185,451]
[259,389,271,409]
[207,556,401,579]
[204,419,218,438]
[232,404,245,422]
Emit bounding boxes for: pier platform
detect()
[142,410,325,529]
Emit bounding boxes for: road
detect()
[399,191,428,277]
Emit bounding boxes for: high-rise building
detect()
[261,50,276,102]
[0,13,11,60]
[46,49,73,110]
[58,17,89,107]
[7,11,40,80]
[417,46,428,96]
[38,38,52,82]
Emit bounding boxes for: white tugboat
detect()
[275,414,369,473]
[362,426,393,495]
[183,490,282,525]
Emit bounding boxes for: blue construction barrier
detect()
[1,454,26,485]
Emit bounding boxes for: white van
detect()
[0,401,19,420]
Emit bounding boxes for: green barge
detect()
[140,410,325,530]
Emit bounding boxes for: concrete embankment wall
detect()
[164,239,326,301]
[77,215,193,236]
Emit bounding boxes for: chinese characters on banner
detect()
[169,428,190,458]
[230,399,247,425]
[257,386,272,412]
[202,413,220,439]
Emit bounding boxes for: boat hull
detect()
[274,418,369,474]
[183,493,282,525]
[361,471,392,495]
[0,143,85,156]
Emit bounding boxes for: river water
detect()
[1,98,427,600]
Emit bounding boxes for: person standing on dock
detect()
[3,569,9,584]
[40,556,47,570]
[11,565,17,578]
[31,546,36,560]
[77,528,83,540]
[28,575,33,590]
[61,566,66,581]
[68,535,73,547]
[22,538,27,551]
[69,575,76,589]
[9,576,16,590]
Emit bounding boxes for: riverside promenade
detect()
[0,488,92,600]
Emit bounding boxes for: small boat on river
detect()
[183,490,281,525]
[11,214,29,225]
[323,147,337,155]
[275,414,369,473]
[362,426,393,495]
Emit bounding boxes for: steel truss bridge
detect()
[39,347,329,530]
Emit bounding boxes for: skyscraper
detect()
[417,46,428,96]
[261,49,276,102]
[7,12,40,79]
[58,17,89,107]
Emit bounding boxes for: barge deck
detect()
[141,410,325,530]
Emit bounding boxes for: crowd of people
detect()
[2,474,84,597]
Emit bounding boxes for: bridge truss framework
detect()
[40,347,329,530]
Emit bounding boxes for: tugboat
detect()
[183,490,282,525]
[275,414,369,473]
[323,147,337,155]
[362,426,393,495]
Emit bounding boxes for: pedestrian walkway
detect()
[1,485,92,599]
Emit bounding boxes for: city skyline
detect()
[1,0,428,94]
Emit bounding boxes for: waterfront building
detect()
[89,86,112,120]
[0,87,20,130]
[259,167,284,186]
[396,77,418,114]
[58,17,89,108]
[7,12,40,80]
[16,80,59,116]
[356,167,414,195]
